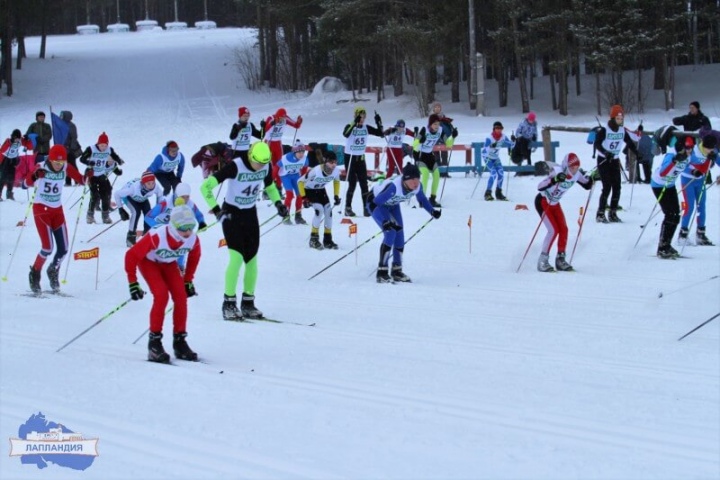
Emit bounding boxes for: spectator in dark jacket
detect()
[25,111,52,163]
[672,101,712,133]
[634,124,654,184]
[61,111,82,186]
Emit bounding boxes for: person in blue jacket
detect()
[678,135,719,246]
[366,163,441,284]
[148,140,186,195]
[145,182,206,232]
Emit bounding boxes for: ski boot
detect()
[222,294,243,321]
[28,266,41,294]
[282,215,293,225]
[696,227,714,246]
[429,195,442,208]
[537,253,555,272]
[608,209,622,223]
[391,266,412,283]
[657,243,678,259]
[6,191,14,201]
[323,233,338,250]
[555,252,574,271]
[101,210,112,224]
[148,332,171,363]
[309,233,324,250]
[484,190,494,201]
[495,188,508,201]
[596,211,608,223]
[86,212,96,224]
[376,266,392,283]
[241,293,264,319]
[47,263,60,292]
[363,208,372,217]
[295,212,307,225]
[172,332,198,361]
[126,232,137,247]
[677,228,690,246]
[344,206,356,217]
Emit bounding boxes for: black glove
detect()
[211,205,225,221]
[86,160,96,167]
[672,152,687,163]
[604,153,615,161]
[413,126,419,136]
[354,115,362,125]
[374,112,382,126]
[333,195,341,206]
[452,127,458,138]
[532,135,537,142]
[198,221,207,230]
[432,209,442,219]
[185,282,197,298]
[491,142,498,148]
[708,151,718,161]
[118,208,130,221]
[511,134,517,142]
[302,197,311,209]
[691,169,704,178]
[275,200,289,218]
[552,172,567,184]
[260,119,266,131]
[114,168,123,176]
[129,282,144,301]
[116,157,125,165]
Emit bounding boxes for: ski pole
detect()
[678,312,720,341]
[260,218,284,237]
[1,185,38,282]
[62,185,90,284]
[57,298,133,352]
[84,219,123,243]
[308,231,382,280]
[132,306,174,344]
[679,175,714,256]
[633,178,673,249]
[516,213,545,273]
[569,180,597,264]
[658,275,719,299]
[438,149,454,202]
[404,218,434,246]
[470,152,490,199]
[260,213,279,227]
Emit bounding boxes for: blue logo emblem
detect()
[9,412,99,471]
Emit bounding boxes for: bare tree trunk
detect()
[393,46,403,96]
[663,54,670,111]
[468,0,476,110]
[595,71,601,116]
[257,6,266,85]
[548,69,557,111]
[268,21,277,88]
[450,60,459,103]
[39,0,47,59]
[511,15,529,113]
[575,50,581,96]
[558,61,568,116]
[653,53,664,90]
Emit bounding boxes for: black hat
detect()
[402,163,420,180]
[323,150,337,162]
[493,121,504,129]
[702,134,717,150]
[11,129,22,140]
[36,111,46,118]
[690,101,701,110]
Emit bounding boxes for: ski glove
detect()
[302,197,312,209]
[198,221,208,231]
[374,112,382,126]
[129,282,145,301]
[452,128,459,138]
[275,200,289,218]
[413,127,419,136]
[552,172,567,184]
[185,282,197,298]
[432,209,442,219]
[118,208,130,221]
[211,205,226,222]
[354,115,362,125]
[604,152,615,161]
[382,220,402,231]
[707,151,718,161]
[333,195,341,206]
[672,152,687,163]
[511,135,517,142]
[114,168,123,176]
[691,169,704,178]
[296,115,303,128]
[32,168,45,181]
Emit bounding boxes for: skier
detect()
[535,153,595,272]
[229,106,263,159]
[145,182,207,232]
[592,105,638,223]
[147,140,186,195]
[190,142,233,179]
[200,141,289,320]
[0,129,33,201]
[678,134,719,246]
[343,106,384,216]
[511,112,538,172]
[114,171,165,246]
[298,149,341,250]
[651,137,693,259]
[481,121,513,201]
[366,163,442,283]
[278,140,309,225]
[24,145,84,293]
[79,132,125,224]
[262,107,302,190]
[125,203,201,363]
[383,120,414,178]
[413,114,458,207]
[429,102,455,178]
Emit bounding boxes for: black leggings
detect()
[345,155,369,211]
[597,158,622,211]
[653,186,680,246]
[221,205,260,262]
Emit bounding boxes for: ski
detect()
[43,290,74,297]
[254,317,316,327]
[20,292,48,299]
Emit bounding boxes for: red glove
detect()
[32,166,45,181]
[296,115,303,128]
[84,169,94,180]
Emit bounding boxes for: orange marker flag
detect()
[74,247,99,260]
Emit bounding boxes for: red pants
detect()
[269,141,283,189]
[138,258,187,333]
[539,198,568,254]
[387,148,404,177]
[32,204,68,271]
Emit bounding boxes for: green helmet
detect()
[249,142,271,164]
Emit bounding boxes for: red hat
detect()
[48,145,67,162]
[167,140,179,150]
[141,171,155,184]
[97,132,109,145]
[685,136,695,148]
[565,152,580,170]
[428,114,441,126]
[238,106,250,117]
[527,111,537,122]
[610,105,624,119]
[275,108,287,120]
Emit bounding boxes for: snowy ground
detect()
[0,28,718,480]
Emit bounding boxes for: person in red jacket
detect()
[0,129,33,201]
[262,107,302,190]
[24,145,84,294]
[124,202,201,363]
[382,120,414,177]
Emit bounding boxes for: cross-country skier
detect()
[114,171,164,246]
[298,149,341,250]
[481,121,512,201]
[413,114,457,207]
[278,140,309,225]
[678,134,719,246]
